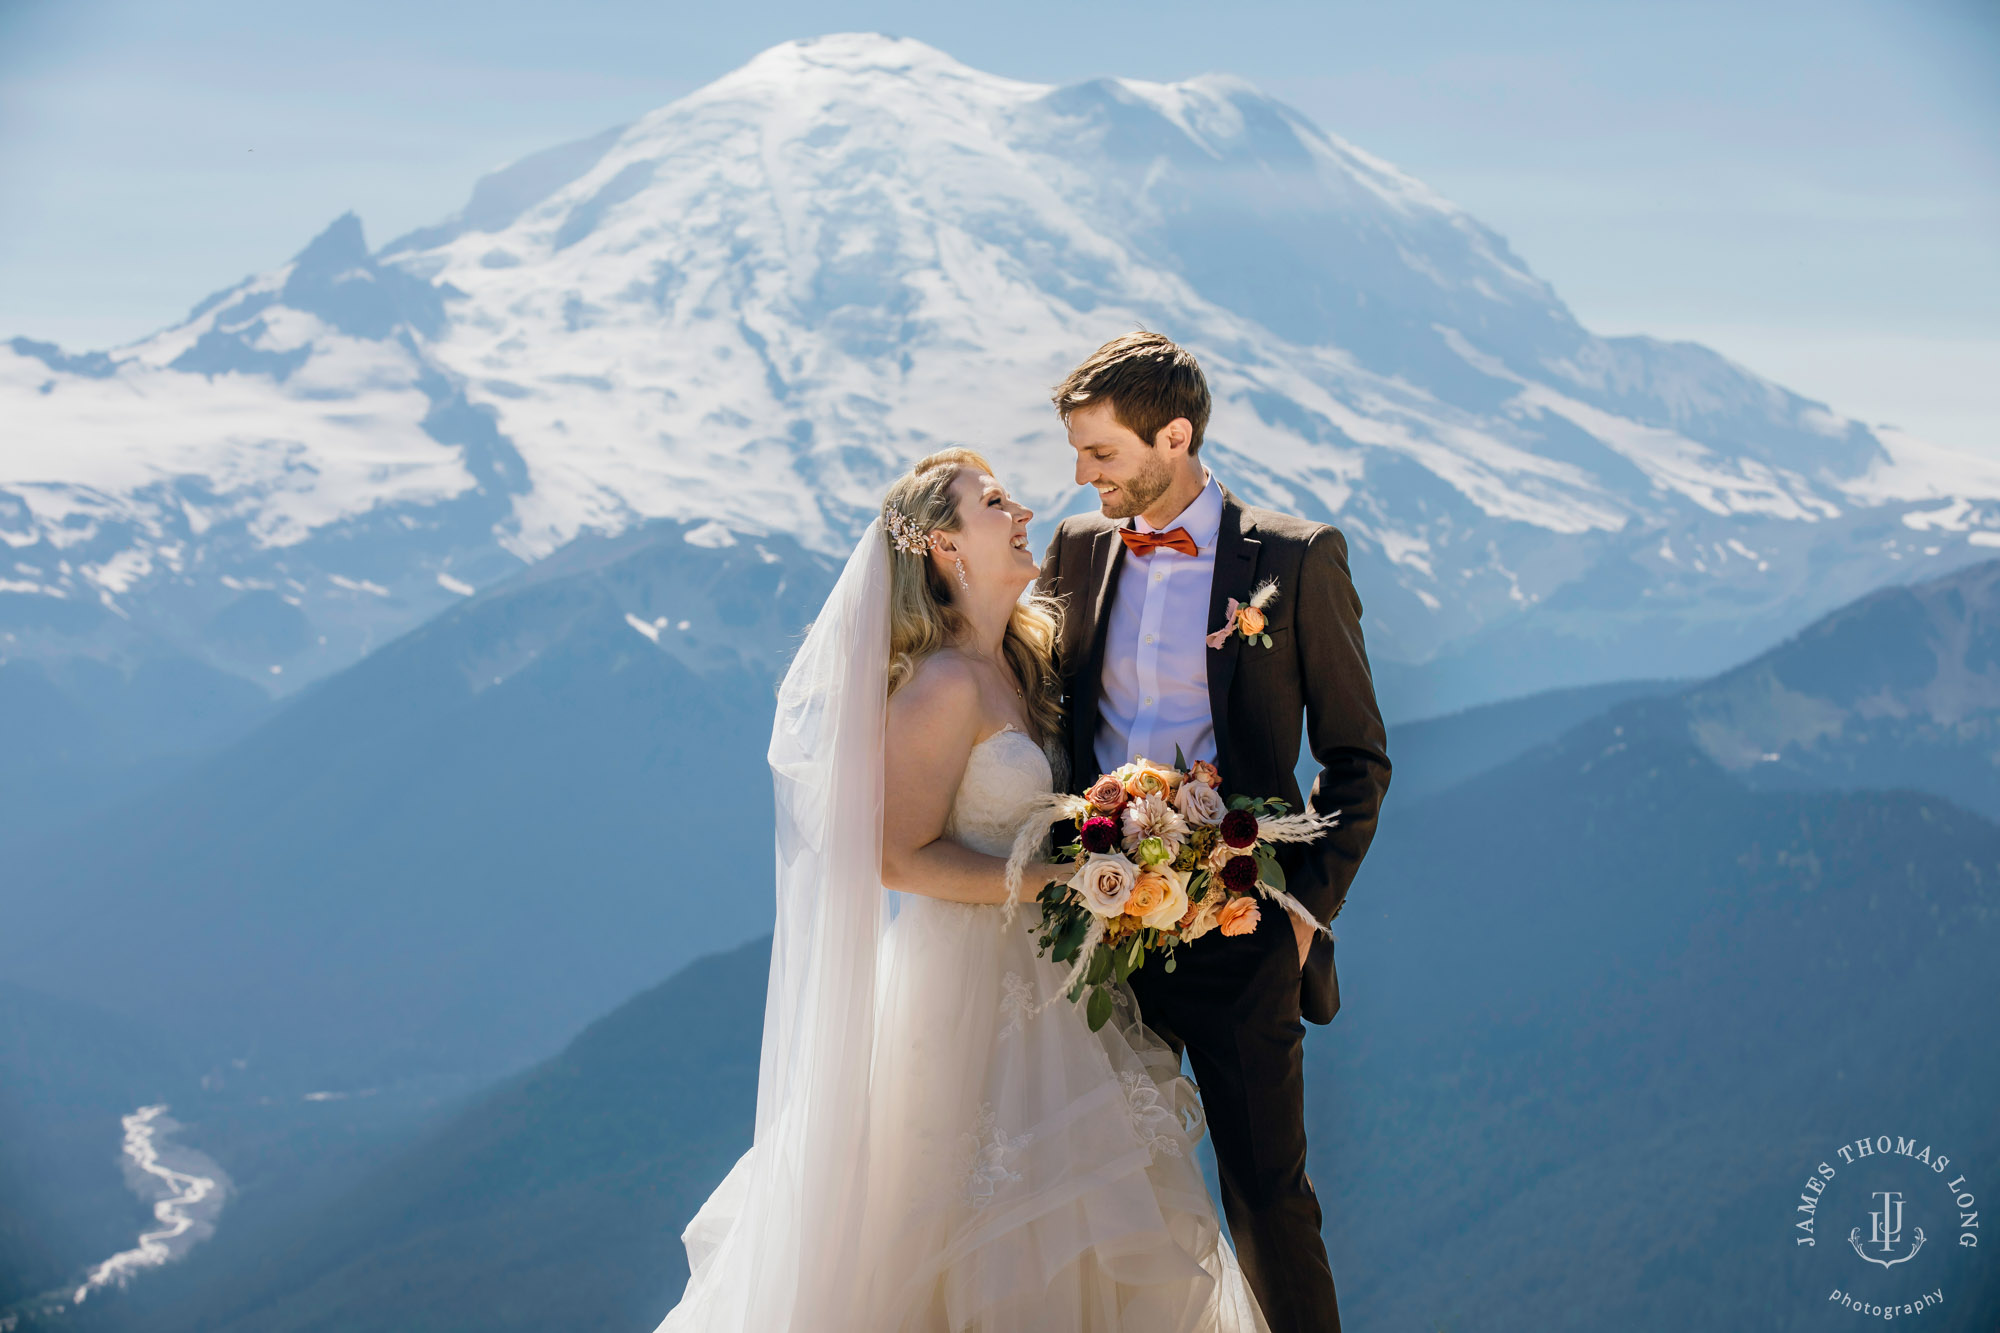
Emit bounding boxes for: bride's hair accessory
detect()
[884,506,935,557]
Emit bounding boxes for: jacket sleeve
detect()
[1289,525,1393,924]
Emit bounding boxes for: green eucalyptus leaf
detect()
[1120,928,1152,980]
[1052,914,1088,962]
[1086,986,1114,1031]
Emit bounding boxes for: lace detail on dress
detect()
[945,726,1055,859]
[958,1103,1031,1210]
[997,971,1034,1038]
[1119,1070,1186,1161]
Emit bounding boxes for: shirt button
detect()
[1144,696,1154,705]
[1153,572,1164,582]
[1144,634,1154,644]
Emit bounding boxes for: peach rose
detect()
[1188,759,1222,789]
[1126,867,1190,932]
[1122,758,1180,801]
[1217,896,1262,937]
[1085,774,1128,814]
[1236,605,1267,636]
[1124,872,1167,920]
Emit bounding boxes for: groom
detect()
[1034,332,1391,1333]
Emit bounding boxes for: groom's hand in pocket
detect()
[1291,913,1318,968]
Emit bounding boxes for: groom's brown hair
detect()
[1052,330,1212,457]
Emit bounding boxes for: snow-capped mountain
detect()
[7,33,2000,716]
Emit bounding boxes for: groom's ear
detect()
[1153,417,1196,457]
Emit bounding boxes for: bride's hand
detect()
[1015,861,1074,902]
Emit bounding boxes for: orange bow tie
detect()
[1119,526,1199,558]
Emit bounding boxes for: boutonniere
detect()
[1207,578,1280,650]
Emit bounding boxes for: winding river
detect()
[71,1104,229,1304]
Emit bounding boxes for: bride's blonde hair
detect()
[882,448,1064,747]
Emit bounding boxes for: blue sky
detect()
[3,0,1996,456]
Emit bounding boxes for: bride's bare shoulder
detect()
[888,652,981,735]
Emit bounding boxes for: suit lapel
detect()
[1070,524,1127,787]
[1205,489,1261,774]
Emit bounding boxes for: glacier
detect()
[6,32,1999,718]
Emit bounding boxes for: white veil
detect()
[659,522,892,1331]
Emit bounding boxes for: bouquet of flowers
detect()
[1004,749,1340,1031]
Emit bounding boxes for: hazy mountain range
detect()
[1675,555,2000,819]
[28,560,2000,1331]
[7,557,1998,1330]
[7,32,2000,740]
[0,519,836,1092]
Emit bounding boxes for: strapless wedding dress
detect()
[848,725,1269,1332]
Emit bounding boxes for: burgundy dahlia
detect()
[1220,808,1259,849]
[1079,816,1118,855]
[1220,854,1259,892]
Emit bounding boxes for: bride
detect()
[656,448,1268,1332]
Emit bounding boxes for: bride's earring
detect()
[953,556,969,591]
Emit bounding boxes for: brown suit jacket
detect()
[1034,483,1392,1024]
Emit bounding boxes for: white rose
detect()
[1174,779,1226,828]
[1135,866,1191,932]
[1206,841,1247,873]
[1070,852,1137,918]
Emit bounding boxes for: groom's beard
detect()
[1095,449,1174,520]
